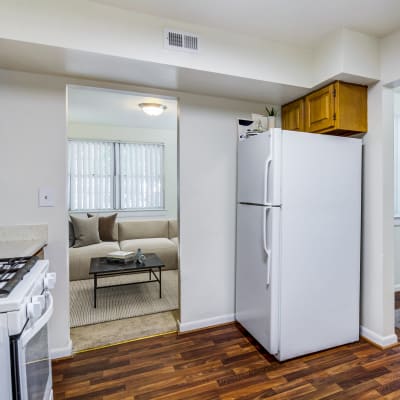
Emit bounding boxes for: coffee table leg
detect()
[94,273,97,308]
[159,266,162,298]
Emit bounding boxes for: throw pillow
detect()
[70,215,101,248]
[68,220,75,248]
[87,213,118,241]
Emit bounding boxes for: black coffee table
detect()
[89,253,165,308]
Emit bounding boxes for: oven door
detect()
[10,291,54,400]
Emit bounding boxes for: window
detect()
[68,140,164,211]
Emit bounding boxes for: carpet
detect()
[71,311,178,352]
[70,270,179,327]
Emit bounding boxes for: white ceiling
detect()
[68,85,178,129]
[94,0,400,46]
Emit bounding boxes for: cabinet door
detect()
[336,82,367,133]
[282,99,304,131]
[304,84,336,133]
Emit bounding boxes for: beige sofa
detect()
[69,219,178,281]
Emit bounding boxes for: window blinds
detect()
[120,143,164,209]
[68,141,114,210]
[68,140,164,211]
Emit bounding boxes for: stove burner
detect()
[0,256,38,298]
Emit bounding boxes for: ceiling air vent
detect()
[164,29,199,52]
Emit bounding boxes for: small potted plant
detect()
[265,106,277,129]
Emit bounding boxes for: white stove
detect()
[0,256,56,400]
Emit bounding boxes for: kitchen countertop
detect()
[0,239,47,259]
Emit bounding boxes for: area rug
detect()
[70,270,179,327]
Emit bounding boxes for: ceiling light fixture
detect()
[139,102,167,116]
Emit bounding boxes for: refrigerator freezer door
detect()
[277,131,361,361]
[237,129,281,206]
[235,203,280,355]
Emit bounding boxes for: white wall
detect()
[0,69,70,354]
[350,27,400,347]
[68,123,178,219]
[178,95,266,329]
[381,85,396,339]
[0,68,268,353]
[313,28,379,85]
[394,227,400,289]
[381,30,400,86]
[341,29,380,81]
[361,83,396,345]
[394,91,400,289]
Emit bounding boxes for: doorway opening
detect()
[66,85,179,352]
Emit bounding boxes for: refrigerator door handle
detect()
[263,207,272,286]
[264,157,272,205]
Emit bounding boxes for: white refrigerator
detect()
[235,128,362,361]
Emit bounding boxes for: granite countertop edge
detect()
[0,240,47,259]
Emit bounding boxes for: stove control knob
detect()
[27,301,42,319]
[44,272,56,290]
[32,295,45,311]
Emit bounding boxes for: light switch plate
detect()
[39,187,55,207]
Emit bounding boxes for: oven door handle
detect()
[20,291,54,347]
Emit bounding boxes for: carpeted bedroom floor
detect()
[70,270,179,327]
[71,310,179,352]
[69,270,179,352]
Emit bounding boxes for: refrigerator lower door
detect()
[237,129,281,206]
[235,203,280,355]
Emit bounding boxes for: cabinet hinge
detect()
[333,112,336,121]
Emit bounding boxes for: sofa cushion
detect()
[87,213,118,241]
[68,221,75,248]
[71,215,101,248]
[69,241,120,281]
[119,238,177,270]
[168,220,178,239]
[118,220,168,241]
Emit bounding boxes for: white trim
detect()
[70,210,168,219]
[360,325,398,348]
[178,313,235,332]
[394,284,400,292]
[49,339,72,360]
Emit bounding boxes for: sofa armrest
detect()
[168,220,178,239]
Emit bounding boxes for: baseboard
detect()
[360,325,398,349]
[178,313,235,333]
[50,339,72,360]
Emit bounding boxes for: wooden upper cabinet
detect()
[282,98,305,131]
[334,81,367,133]
[304,84,335,133]
[282,81,367,135]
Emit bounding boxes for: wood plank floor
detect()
[53,323,400,400]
